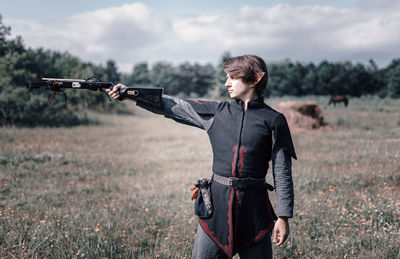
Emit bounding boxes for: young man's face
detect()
[225,74,251,100]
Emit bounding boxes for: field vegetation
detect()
[1,96,399,258]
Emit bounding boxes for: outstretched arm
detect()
[107,84,216,130]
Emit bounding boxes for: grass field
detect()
[1,96,399,258]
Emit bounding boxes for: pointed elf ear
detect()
[249,72,265,88]
[255,72,265,83]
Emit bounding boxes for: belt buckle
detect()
[228,177,233,187]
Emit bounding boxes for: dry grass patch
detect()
[1,97,400,258]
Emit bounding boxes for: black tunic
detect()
[137,95,296,257]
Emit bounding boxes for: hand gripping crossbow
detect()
[26,77,163,107]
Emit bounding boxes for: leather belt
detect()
[212,173,274,191]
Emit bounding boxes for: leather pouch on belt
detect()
[191,178,213,219]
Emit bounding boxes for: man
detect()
[107,55,296,258]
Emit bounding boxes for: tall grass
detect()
[1,97,399,258]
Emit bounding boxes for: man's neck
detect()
[241,92,258,110]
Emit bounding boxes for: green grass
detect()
[1,97,400,258]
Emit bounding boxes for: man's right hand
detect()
[106,83,127,101]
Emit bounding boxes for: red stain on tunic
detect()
[238,146,246,177]
[231,145,238,177]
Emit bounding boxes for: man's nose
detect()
[225,78,231,87]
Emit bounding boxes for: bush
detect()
[0,85,94,126]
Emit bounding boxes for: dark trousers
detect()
[192,224,273,259]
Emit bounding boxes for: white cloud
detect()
[5,2,400,72]
[6,3,174,71]
[171,3,400,66]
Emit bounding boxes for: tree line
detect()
[0,15,399,126]
[121,56,400,99]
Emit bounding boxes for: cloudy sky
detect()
[1,0,400,72]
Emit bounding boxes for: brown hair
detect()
[223,55,268,97]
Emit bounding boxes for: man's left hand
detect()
[273,216,290,246]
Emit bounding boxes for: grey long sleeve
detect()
[271,147,294,218]
[136,95,214,131]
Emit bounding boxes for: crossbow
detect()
[26,77,163,107]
